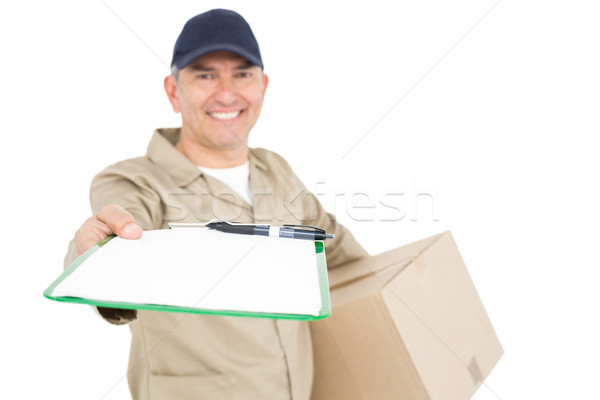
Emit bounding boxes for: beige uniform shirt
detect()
[65,128,368,400]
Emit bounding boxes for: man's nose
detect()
[213,76,237,104]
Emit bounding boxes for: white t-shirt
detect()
[198,162,253,206]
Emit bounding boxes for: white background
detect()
[1,1,599,399]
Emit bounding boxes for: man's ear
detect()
[262,73,269,98]
[164,75,180,113]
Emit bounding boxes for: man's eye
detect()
[236,72,252,78]
[197,73,213,79]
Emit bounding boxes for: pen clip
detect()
[212,220,263,227]
[282,224,327,235]
[168,220,254,229]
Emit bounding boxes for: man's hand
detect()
[74,204,143,256]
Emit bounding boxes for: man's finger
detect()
[96,205,143,239]
[74,219,113,256]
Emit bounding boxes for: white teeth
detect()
[210,111,241,120]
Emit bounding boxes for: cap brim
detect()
[173,43,263,70]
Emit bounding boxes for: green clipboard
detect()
[44,233,331,321]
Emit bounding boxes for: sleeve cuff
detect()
[95,306,137,325]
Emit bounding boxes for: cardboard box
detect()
[310,231,502,400]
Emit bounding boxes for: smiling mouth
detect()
[208,110,242,120]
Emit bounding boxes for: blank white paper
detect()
[52,229,322,316]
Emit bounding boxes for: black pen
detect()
[204,221,335,241]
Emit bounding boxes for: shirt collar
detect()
[146,128,268,187]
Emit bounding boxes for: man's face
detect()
[165,51,268,152]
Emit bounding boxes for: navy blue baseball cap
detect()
[171,9,263,70]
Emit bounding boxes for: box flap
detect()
[329,260,410,306]
[327,232,443,289]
